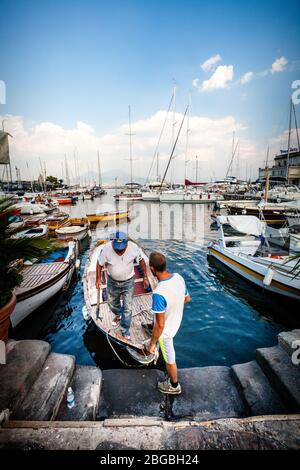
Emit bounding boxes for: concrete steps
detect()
[256,345,300,413]
[0,329,299,424]
[12,353,75,421]
[231,360,288,416]
[98,367,246,421]
[57,365,102,421]
[0,340,50,414]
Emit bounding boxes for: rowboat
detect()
[45,212,69,231]
[208,215,300,301]
[55,217,90,241]
[86,210,129,224]
[11,240,78,328]
[13,224,49,239]
[55,197,75,205]
[83,239,159,365]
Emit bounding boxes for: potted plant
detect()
[0,197,56,341]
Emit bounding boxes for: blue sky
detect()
[0,0,300,181]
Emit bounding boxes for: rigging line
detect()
[160,104,189,189]
[226,138,239,178]
[145,91,175,185]
[292,101,300,151]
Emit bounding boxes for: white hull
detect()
[55,227,88,240]
[11,272,70,327]
[209,244,300,300]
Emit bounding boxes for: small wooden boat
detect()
[55,217,90,240]
[86,210,129,224]
[83,239,158,365]
[45,212,69,231]
[23,214,47,226]
[13,224,49,239]
[11,240,78,327]
[208,215,300,301]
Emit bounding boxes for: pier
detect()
[0,329,299,450]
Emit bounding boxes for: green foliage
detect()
[0,197,58,308]
[46,175,59,186]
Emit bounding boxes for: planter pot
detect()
[0,293,17,341]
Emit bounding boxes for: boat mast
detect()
[195,155,199,184]
[171,82,176,187]
[156,152,159,181]
[184,93,191,187]
[126,105,134,192]
[97,150,102,187]
[160,104,189,189]
[292,101,300,152]
[286,98,292,183]
[264,146,269,202]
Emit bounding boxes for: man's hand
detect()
[146,341,156,355]
[143,276,150,289]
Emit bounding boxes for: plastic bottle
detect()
[67,386,75,409]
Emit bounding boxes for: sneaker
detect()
[120,328,131,340]
[112,315,121,328]
[157,378,181,395]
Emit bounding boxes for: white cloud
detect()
[201,54,222,72]
[192,78,199,88]
[1,111,262,182]
[271,56,288,73]
[240,71,254,85]
[200,65,234,92]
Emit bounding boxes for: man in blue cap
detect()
[96,231,149,339]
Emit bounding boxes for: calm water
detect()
[14,192,300,369]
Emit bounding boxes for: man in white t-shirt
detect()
[96,231,149,339]
[147,252,190,395]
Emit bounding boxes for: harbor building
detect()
[258,149,300,186]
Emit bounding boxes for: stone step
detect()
[278,330,300,358]
[12,353,75,421]
[0,340,50,414]
[98,367,246,421]
[57,365,102,421]
[256,346,300,412]
[231,361,288,416]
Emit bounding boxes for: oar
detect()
[96,287,102,320]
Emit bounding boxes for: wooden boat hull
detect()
[208,244,300,301]
[55,217,90,240]
[86,211,129,223]
[11,241,77,327]
[83,240,158,363]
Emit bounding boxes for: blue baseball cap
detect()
[111,231,128,250]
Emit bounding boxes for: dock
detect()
[0,329,299,450]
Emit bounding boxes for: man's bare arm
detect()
[139,258,150,288]
[96,262,102,289]
[148,313,165,353]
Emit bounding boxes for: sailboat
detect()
[115,106,143,201]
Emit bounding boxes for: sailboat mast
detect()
[292,101,300,152]
[128,105,133,191]
[171,83,176,186]
[97,150,102,187]
[184,93,191,186]
[286,99,292,183]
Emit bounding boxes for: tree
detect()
[46,176,59,186]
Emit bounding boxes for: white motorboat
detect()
[208,215,300,301]
[11,241,78,327]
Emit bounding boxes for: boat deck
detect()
[16,262,68,293]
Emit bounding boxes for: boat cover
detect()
[218,215,266,236]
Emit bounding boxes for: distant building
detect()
[258,148,300,186]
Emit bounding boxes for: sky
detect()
[0,0,300,183]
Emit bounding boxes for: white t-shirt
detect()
[98,241,142,281]
[151,273,189,339]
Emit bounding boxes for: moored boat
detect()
[13,224,49,239]
[83,239,159,365]
[45,212,69,231]
[86,210,129,224]
[208,215,300,301]
[11,240,78,327]
[55,217,90,240]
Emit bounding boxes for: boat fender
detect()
[263,268,274,286]
[75,259,81,269]
[82,305,90,321]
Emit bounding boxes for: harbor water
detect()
[13,192,299,369]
